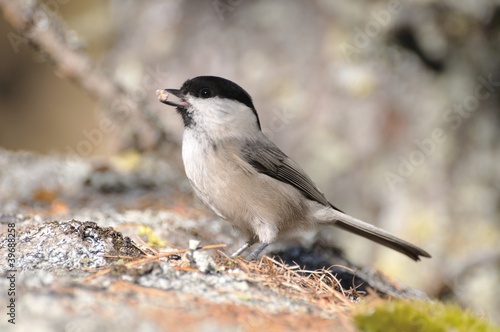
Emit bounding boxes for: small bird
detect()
[157,76,431,261]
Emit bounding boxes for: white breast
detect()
[182,129,218,209]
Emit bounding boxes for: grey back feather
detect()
[240,139,343,212]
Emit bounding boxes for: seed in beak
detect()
[156,89,169,103]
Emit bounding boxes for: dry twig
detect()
[0,0,174,149]
[216,254,357,314]
[84,243,227,281]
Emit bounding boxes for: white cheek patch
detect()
[189,97,237,114]
[187,97,259,139]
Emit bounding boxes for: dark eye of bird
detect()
[200,88,212,98]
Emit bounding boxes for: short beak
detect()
[156,88,189,108]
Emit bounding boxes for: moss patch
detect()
[354,300,499,332]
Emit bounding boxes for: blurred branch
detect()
[449,251,500,281]
[0,0,173,150]
[435,250,500,301]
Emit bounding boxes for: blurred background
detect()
[1,0,499,323]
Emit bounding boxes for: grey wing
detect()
[240,140,343,212]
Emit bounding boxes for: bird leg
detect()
[231,242,253,258]
[245,242,268,260]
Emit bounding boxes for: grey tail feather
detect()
[332,217,431,261]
